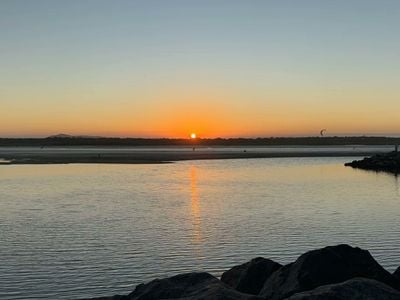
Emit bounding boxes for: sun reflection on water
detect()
[190,165,202,244]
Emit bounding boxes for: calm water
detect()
[1,157,400,299]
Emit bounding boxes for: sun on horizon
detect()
[190,133,197,139]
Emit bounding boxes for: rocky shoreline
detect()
[345,151,400,173]
[84,244,400,300]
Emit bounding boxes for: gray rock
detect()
[284,278,400,300]
[259,244,399,300]
[221,257,281,294]
[128,272,262,300]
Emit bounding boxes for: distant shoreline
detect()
[1,136,400,147]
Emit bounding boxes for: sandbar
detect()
[0,146,391,165]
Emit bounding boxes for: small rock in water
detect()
[345,151,400,174]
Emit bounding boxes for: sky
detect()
[1,0,399,138]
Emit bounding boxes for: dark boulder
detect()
[85,296,128,300]
[284,278,400,300]
[128,272,263,300]
[221,257,282,295]
[259,244,400,300]
[394,267,400,280]
[221,261,250,288]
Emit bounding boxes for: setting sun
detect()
[190,133,197,139]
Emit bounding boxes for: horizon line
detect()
[1,134,400,139]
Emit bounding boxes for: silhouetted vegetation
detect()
[0,136,399,147]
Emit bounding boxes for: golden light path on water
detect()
[190,165,202,245]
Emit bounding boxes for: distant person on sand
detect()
[190,133,197,151]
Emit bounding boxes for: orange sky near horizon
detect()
[2,82,399,138]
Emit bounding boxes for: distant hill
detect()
[47,134,74,138]
[1,136,400,147]
[47,134,104,139]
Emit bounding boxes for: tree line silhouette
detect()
[0,136,399,147]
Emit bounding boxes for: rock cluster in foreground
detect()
[86,244,400,300]
[345,151,400,173]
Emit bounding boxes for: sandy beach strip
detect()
[0,146,390,165]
